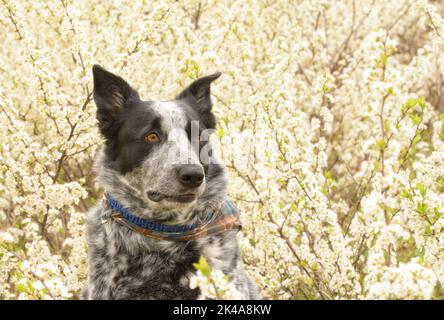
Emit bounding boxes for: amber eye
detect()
[145,132,160,144]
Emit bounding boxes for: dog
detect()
[82,65,259,299]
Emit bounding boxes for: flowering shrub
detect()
[1,0,444,299]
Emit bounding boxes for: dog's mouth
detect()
[147,191,197,203]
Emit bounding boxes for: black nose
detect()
[177,165,204,188]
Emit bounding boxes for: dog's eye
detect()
[145,132,160,144]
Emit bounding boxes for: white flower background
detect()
[1,0,444,300]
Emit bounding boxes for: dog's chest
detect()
[86,204,239,299]
[92,237,202,299]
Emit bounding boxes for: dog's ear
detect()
[92,64,137,138]
[176,72,221,113]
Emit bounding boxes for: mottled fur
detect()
[82,65,258,300]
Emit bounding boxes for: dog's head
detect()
[92,65,225,216]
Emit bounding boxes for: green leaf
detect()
[193,256,212,277]
[184,59,201,79]
[386,87,394,95]
[310,262,319,271]
[400,189,412,200]
[374,159,381,171]
[425,224,433,236]
[384,120,391,133]
[401,103,406,114]
[406,98,417,109]
[409,113,422,125]
[324,170,332,180]
[412,133,422,145]
[434,207,442,221]
[415,183,426,197]
[217,127,224,138]
[15,283,28,293]
[418,97,426,111]
[376,139,386,151]
[416,202,428,216]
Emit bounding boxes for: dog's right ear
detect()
[92,64,136,138]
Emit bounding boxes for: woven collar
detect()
[102,193,242,241]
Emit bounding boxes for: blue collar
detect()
[102,193,241,241]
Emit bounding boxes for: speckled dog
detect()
[82,65,258,300]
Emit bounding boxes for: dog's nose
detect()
[177,165,204,188]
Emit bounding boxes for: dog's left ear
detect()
[176,72,221,113]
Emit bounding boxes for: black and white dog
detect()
[82,65,258,299]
